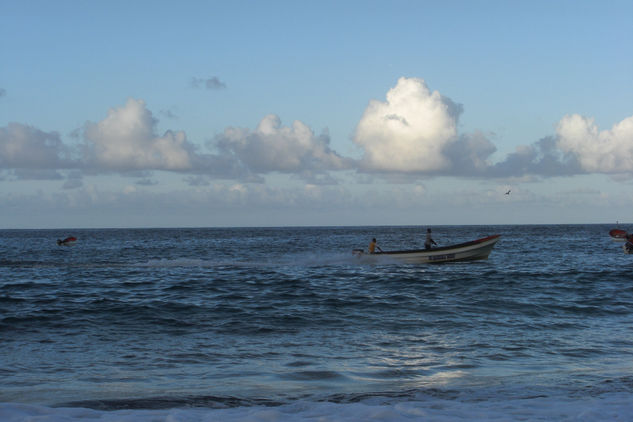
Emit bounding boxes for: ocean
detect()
[1,225,633,421]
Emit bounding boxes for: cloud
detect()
[442,131,497,176]
[160,109,178,119]
[62,177,83,190]
[487,135,583,178]
[556,114,633,174]
[351,77,633,179]
[82,98,196,171]
[0,123,73,173]
[184,175,211,186]
[135,178,158,186]
[353,77,463,172]
[121,170,154,179]
[3,82,632,186]
[77,99,332,181]
[191,76,227,90]
[12,169,64,180]
[214,114,352,177]
[480,114,633,179]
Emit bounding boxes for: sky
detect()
[1,0,632,228]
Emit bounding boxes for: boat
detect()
[353,235,501,264]
[57,236,77,246]
[609,229,628,241]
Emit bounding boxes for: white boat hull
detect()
[354,235,500,264]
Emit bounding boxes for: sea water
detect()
[1,225,632,421]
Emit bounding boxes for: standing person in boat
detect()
[369,238,382,254]
[626,234,633,253]
[424,228,437,250]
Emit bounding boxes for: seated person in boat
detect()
[369,238,382,254]
[425,228,437,250]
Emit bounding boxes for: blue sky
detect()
[1,0,632,228]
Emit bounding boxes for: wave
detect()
[3,391,633,421]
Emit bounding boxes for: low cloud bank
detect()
[1,77,632,183]
[0,123,72,169]
[215,114,352,178]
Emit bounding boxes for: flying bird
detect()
[505,190,511,195]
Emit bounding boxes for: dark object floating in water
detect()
[609,228,633,254]
[609,228,627,241]
[57,236,77,246]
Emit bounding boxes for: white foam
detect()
[2,393,632,422]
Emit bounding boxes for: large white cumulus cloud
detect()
[556,114,633,173]
[215,114,350,174]
[83,98,194,171]
[353,77,462,172]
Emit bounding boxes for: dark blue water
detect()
[1,225,633,418]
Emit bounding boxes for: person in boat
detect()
[368,238,382,254]
[626,234,633,253]
[424,228,437,250]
